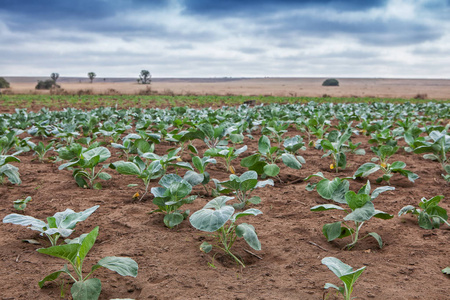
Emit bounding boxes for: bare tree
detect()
[50,73,59,83]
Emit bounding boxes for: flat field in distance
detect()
[3,77,450,100]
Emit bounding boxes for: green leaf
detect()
[37,243,80,264]
[390,161,406,170]
[322,222,352,241]
[240,178,258,192]
[38,265,70,288]
[281,153,302,169]
[235,223,261,250]
[71,278,101,300]
[321,257,366,297]
[311,204,346,212]
[97,172,111,181]
[231,208,263,222]
[248,196,261,204]
[190,197,235,232]
[316,178,342,200]
[398,205,416,216]
[78,226,99,264]
[82,147,111,163]
[371,186,395,200]
[344,201,376,223]
[96,256,138,277]
[0,164,21,184]
[183,171,204,187]
[200,241,212,253]
[258,135,270,154]
[372,209,394,220]
[345,191,371,210]
[111,161,141,176]
[442,267,450,275]
[240,154,261,168]
[354,162,380,178]
[3,214,47,231]
[164,213,184,228]
[263,164,280,177]
[368,232,383,248]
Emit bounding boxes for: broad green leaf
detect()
[258,135,270,154]
[71,278,101,300]
[390,161,406,170]
[239,171,258,182]
[255,179,274,189]
[368,232,383,248]
[0,164,21,184]
[82,147,110,163]
[190,197,235,232]
[304,172,326,181]
[60,205,100,230]
[354,162,381,178]
[344,201,375,222]
[371,186,395,200]
[3,214,47,231]
[37,243,80,264]
[316,178,342,200]
[111,161,141,176]
[311,204,346,212]
[159,174,182,188]
[235,223,261,250]
[322,257,366,296]
[281,153,302,169]
[183,171,204,187]
[240,154,261,168]
[38,265,70,288]
[419,195,444,210]
[78,226,99,264]
[248,196,261,204]
[240,178,258,192]
[96,256,138,277]
[373,210,394,220]
[97,172,111,181]
[442,267,450,275]
[345,191,371,210]
[231,208,263,222]
[398,205,416,216]
[164,213,184,228]
[322,222,352,241]
[263,164,280,177]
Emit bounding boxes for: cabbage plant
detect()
[0,153,21,185]
[311,181,393,250]
[322,257,366,300]
[398,195,449,229]
[3,205,99,246]
[38,227,138,300]
[189,196,262,267]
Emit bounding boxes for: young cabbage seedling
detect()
[149,174,197,228]
[58,144,112,189]
[3,205,99,246]
[189,196,262,268]
[13,196,32,211]
[213,171,274,209]
[311,181,393,250]
[322,257,366,300]
[110,157,163,201]
[320,128,354,173]
[354,145,419,184]
[182,156,216,195]
[204,145,247,174]
[413,130,450,171]
[37,227,138,300]
[32,141,55,162]
[398,195,449,229]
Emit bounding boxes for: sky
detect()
[0,0,449,78]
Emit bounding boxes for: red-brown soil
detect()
[1,107,449,300]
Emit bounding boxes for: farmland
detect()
[1,94,449,299]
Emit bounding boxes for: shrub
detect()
[35,80,59,90]
[0,77,10,88]
[322,78,339,87]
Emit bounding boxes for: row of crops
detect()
[1,100,449,299]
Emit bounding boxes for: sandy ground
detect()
[3,77,450,99]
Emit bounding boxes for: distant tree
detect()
[322,78,339,86]
[36,79,59,90]
[139,70,151,84]
[88,72,96,83]
[0,77,10,88]
[50,73,59,83]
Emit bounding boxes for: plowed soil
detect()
[1,105,449,300]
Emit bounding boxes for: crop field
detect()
[0,95,449,299]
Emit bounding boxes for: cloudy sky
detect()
[1,0,449,78]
